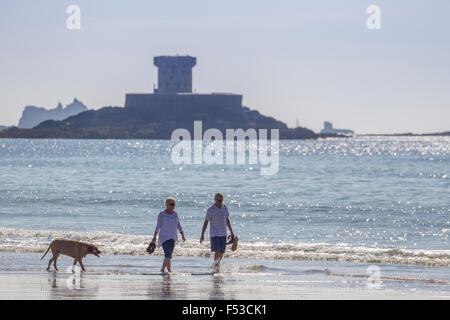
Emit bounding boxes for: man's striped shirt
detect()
[205,204,230,237]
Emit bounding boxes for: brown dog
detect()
[41,239,101,272]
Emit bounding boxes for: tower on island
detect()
[125,55,243,111]
[153,55,197,94]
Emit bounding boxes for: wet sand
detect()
[1,271,450,300]
[1,252,450,300]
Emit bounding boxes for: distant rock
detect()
[424,131,450,136]
[362,131,450,137]
[18,98,88,129]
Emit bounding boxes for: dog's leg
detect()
[47,257,54,271]
[78,258,86,272]
[72,258,78,272]
[53,253,59,271]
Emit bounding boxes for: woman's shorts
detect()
[210,236,227,253]
[162,239,175,259]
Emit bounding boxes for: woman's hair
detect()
[165,197,176,206]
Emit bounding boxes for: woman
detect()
[151,197,185,273]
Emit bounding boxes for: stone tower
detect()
[153,55,197,94]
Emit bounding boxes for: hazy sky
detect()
[1,0,449,133]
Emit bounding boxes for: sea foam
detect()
[1,227,449,267]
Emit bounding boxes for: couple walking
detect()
[150,192,235,273]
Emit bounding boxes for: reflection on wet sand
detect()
[47,271,98,299]
[161,274,172,298]
[210,274,224,299]
[146,273,188,299]
[144,272,236,299]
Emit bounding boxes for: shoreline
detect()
[1,226,449,268]
[0,252,449,300]
[1,133,450,140]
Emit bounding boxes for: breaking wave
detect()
[1,227,449,267]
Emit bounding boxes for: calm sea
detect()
[0,137,449,267]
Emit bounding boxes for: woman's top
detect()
[154,210,183,247]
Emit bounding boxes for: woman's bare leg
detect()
[161,258,171,272]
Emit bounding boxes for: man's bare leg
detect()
[213,251,224,272]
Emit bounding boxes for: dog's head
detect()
[87,245,101,257]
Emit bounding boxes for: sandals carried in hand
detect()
[146,242,156,254]
[226,235,239,251]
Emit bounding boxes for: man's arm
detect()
[226,217,234,238]
[200,220,208,243]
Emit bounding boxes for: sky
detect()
[0,0,449,134]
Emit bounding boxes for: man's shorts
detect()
[210,236,227,253]
[162,239,175,259]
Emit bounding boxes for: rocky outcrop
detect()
[18,98,88,129]
[0,101,317,139]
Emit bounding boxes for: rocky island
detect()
[1,55,317,140]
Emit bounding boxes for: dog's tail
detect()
[40,243,52,260]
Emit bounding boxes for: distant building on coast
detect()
[125,55,243,111]
[320,121,354,136]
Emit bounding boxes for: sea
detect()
[0,137,449,296]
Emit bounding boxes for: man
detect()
[200,192,234,272]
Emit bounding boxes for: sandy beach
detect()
[0,252,449,300]
[1,271,450,300]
